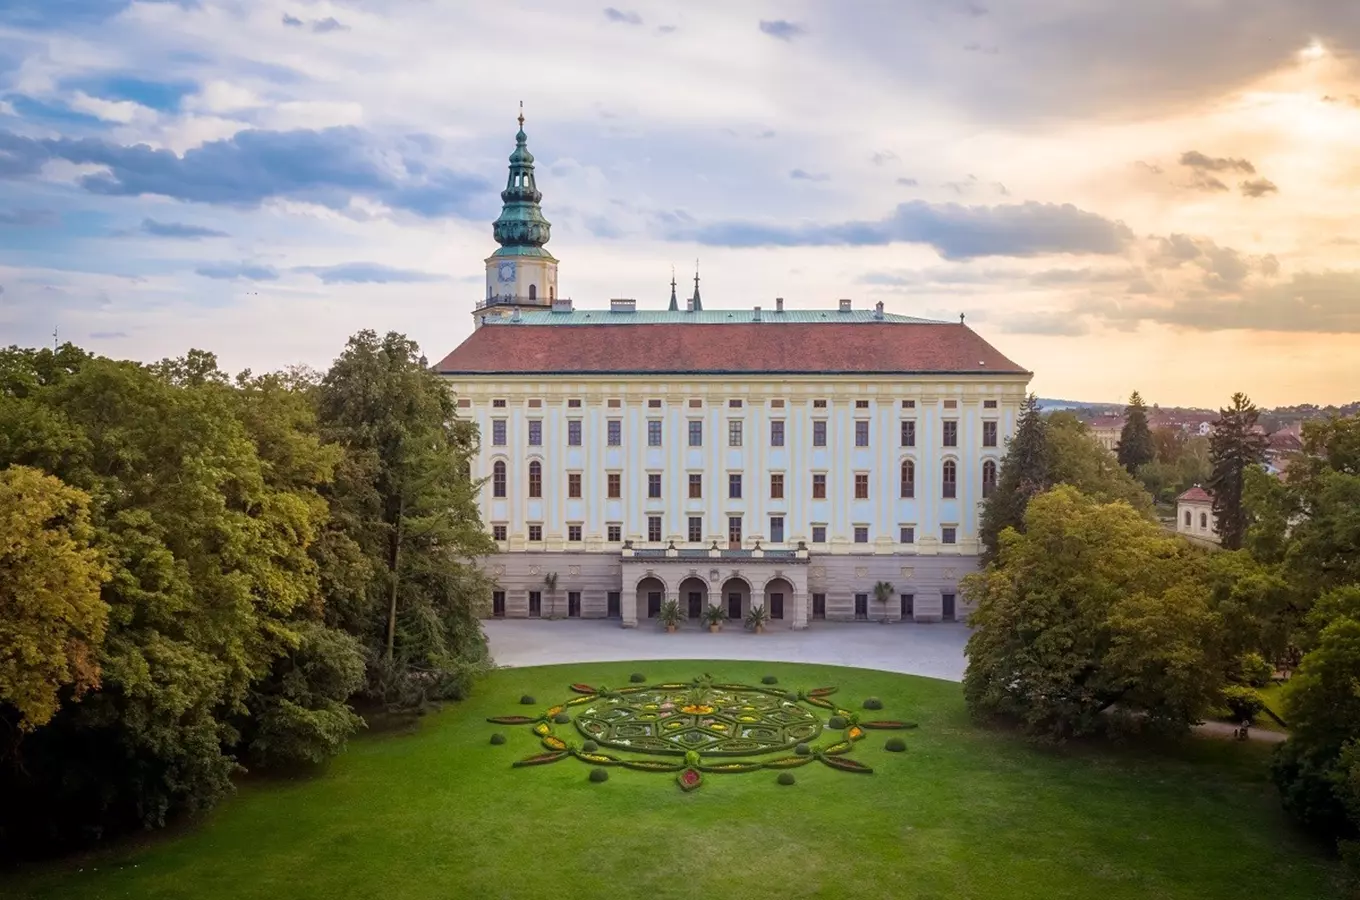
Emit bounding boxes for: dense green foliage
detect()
[1137,428,1212,506]
[979,394,1049,562]
[1116,390,1155,475]
[1209,393,1269,550]
[0,334,490,858]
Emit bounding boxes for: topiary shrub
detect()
[520,694,536,705]
[581,740,599,753]
[1222,685,1266,723]
[762,675,779,685]
[795,742,811,756]
[885,738,906,752]
[784,691,799,702]
[490,733,506,745]
[863,697,883,710]
[629,673,646,683]
[554,712,571,724]
[589,768,609,783]
[777,772,796,786]
[828,715,848,730]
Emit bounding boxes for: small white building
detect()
[1175,485,1218,545]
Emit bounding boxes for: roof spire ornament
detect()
[668,266,679,311]
[691,259,703,311]
[491,104,553,260]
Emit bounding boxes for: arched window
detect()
[942,460,957,499]
[1184,510,1191,527]
[900,460,915,498]
[529,284,536,300]
[550,285,555,300]
[493,461,507,498]
[529,460,542,498]
[1200,512,1208,529]
[982,460,997,498]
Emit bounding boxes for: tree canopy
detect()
[1209,393,1269,550]
[1116,390,1155,475]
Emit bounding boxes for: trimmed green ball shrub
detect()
[795,742,811,756]
[554,712,571,724]
[581,740,599,753]
[828,715,848,730]
[784,691,799,702]
[1222,685,1266,723]
[629,673,646,683]
[762,675,779,685]
[490,733,506,745]
[885,738,907,752]
[519,695,536,705]
[862,697,883,710]
[777,772,796,786]
[589,768,609,783]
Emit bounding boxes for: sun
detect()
[1300,39,1326,61]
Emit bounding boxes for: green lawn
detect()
[5,662,1342,900]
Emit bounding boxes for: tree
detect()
[1046,413,1154,515]
[979,394,1049,563]
[963,486,1224,740]
[0,466,109,731]
[543,572,559,618]
[1208,392,1269,550]
[873,580,894,624]
[1116,390,1155,475]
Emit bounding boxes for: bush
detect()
[589,768,609,783]
[553,712,571,724]
[1222,685,1266,723]
[762,675,778,685]
[489,733,506,745]
[581,740,598,753]
[777,772,796,786]
[685,750,701,767]
[784,692,799,702]
[795,742,810,756]
[885,738,906,752]
[863,697,883,710]
[520,694,536,705]
[629,673,646,683]
[828,715,848,730]
[1236,652,1274,688]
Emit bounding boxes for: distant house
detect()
[1175,485,1219,545]
[1087,414,1125,453]
[1266,430,1303,476]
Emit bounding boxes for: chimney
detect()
[775,297,784,312]
[686,297,693,312]
[753,305,762,321]
[873,301,884,320]
[838,298,852,312]
[609,298,636,313]
[551,297,573,313]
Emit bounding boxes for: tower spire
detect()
[668,266,678,311]
[691,259,703,312]
[491,106,552,257]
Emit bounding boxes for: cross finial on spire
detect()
[517,100,524,129]
[960,312,966,324]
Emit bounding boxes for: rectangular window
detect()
[493,399,507,408]
[901,420,915,447]
[813,421,827,447]
[457,398,471,408]
[493,464,507,498]
[528,590,541,617]
[855,399,870,409]
[770,420,785,447]
[854,526,869,544]
[729,399,743,408]
[527,419,543,446]
[983,399,998,409]
[855,420,869,447]
[568,420,582,446]
[813,592,826,619]
[812,525,827,543]
[528,399,542,408]
[728,516,743,546]
[689,420,703,446]
[901,399,916,409]
[493,590,506,617]
[854,593,869,621]
[648,420,662,446]
[688,516,703,543]
[492,419,507,446]
[689,473,703,498]
[568,590,581,617]
[648,516,662,542]
[608,398,621,408]
[943,462,957,499]
[607,523,622,542]
[812,473,827,499]
[770,516,784,543]
[689,398,703,408]
[728,420,743,447]
[943,420,958,447]
[568,398,582,408]
[943,399,957,409]
[648,473,662,499]
[983,421,998,448]
[607,473,621,499]
[770,399,785,408]
[728,473,742,499]
[529,464,542,498]
[568,524,582,542]
[492,524,507,541]
[942,526,957,545]
[607,419,622,446]
[813,399,827,408]
[770,473,784,499]
[648,399,662,408]
[854,473,869,499]
[528,524,543,542]
[900,525,915,544]
[568,473,582,498]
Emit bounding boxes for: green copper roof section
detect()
[487,309,946,325]
[491,109,552,253]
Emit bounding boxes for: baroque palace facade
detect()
[436,114,1032,628]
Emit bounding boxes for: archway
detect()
[635,576,667,623]
[763,576,795,622]
[677,575,709,619]
[719,576,751,621]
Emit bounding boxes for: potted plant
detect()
[745,604,769,634]
[543,572,559,618]
[659,599,684,633]
[873,580,894,624]
[702,604,726,633]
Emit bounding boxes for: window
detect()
[568,420,582,446]
[648,399,662,408]
[688,398,703,408]
[813,421,827,446]
[813,592,826,619]
[983,399,998,409]
[854,593,869,620]
[855,473,869,500]
[529,460,543,498]
[568,472,582,498]
[528,420,542,446]
[900,459,915,498]
[900,525,915,544]
[770,420,785,446]
[765,515,784,543]
[770,399,785,408]
[943,399,957,409]
[942,526,957,545]
[1200,512,1208,528]
[901,420,916,447]
[688,516,703,542]
[855,420,869,447]
[982,460,997,498]
[812,473,827,499]
[607,523,622,542]
[728,398,743,408]
[607,590,621,617]
[942,460,957,499]
[493,460,507,497]
[648,420,662,446]
[568,524,582,542]
[770,473,784,499]
[1184,510,1192,527]
[813,399,827,408]
[647,473,662,499]
[493,399,507,408]
[528,284,536,300]
[689,474,703,498]
[728,420,743,447]
[528,524,543,542]
[608,398,621,408]
[728,516,743,546]
[567,590,580,617]
[607,472,621,499]
[493,524,507,541]
[943,420,958,447]
[855,400,869,409]
[812,525,827,543]
[648,516,662,542]
[607,419,622,445]
[528,590,541,617]
[901,399,916,409]
[728,473,742,499]
[983,421,997,448]
[492,419,507,446]
[854,526,869,543]
[689,420,703,446]
[493,590,506,617]
[568,398,581,408]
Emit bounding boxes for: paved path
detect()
[1192,720,1288,743]
[483,619,972,682]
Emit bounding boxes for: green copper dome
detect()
[491,112,554,260]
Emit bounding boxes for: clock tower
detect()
[478,105,559,327]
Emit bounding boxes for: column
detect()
[622,580,638,628]
[791,590,809,630]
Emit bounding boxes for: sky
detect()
[2,1,1360,407]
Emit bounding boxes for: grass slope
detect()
[6,662,1342,900]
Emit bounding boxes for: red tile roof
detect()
[1177,486,1213,503]
[436,321,1027,376]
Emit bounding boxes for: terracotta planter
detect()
[754,624,765,634]
[666,624,677,633]
[708,624,720,633]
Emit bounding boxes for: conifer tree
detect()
[1208,392,1269,550]
[1116,390,1155,475]
[979,394,1050,563]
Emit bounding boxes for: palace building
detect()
[436,114,1032,628]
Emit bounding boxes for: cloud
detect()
[897,177,919,187]
[1149,234,1276,288]
[282,13,303,27]
[657,24,676,34]
[964,43,999,55]
[1000,312,1090,336]
[296,263,446,284]
[603,8,643,25]
[195,262,279,281]
[789,169,830,182]
[677,200,1132,260]
[759,20,807,41]
[1188,172,1229,192]
[1179,150,1256,174]
[89,331,128,339]
[0,209,59,226]
[1240,178,1278,198]
[138,218,229,239]
[312,17,347,33]
[871,150,898,166]
[1095,270,1360,334]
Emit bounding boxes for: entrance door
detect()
[606,591,621,618]
[567,591,581,618]
[942,593,956,622]
[813,593,826,620]
[528,591,542,618]
[492,590,506,617]
[769,592,784,619]
[854,593,868,620]
[727,592,741,619]
[900,593,914,621]
[647,591,662,618]
[688,592,703,619]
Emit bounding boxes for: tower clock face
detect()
[497,261,516,284]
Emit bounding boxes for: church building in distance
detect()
[436,114,1032,628]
